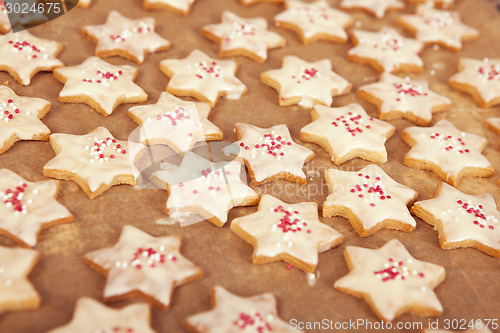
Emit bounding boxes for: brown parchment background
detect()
[0,0,499,332]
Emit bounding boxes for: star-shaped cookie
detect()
[0,85,51,154]
[0,169,73,247]
[397,5,479,51]
[348,27,424,74]
[53,56,147,116]
[300,104,395,165]
[43,127,136,199]
[261,55,351,108]
[143,0,196,15]
[185,286,303,333]
[323,165,418,237]
[151,152,259,227]
[358,73,452,125]
[84,225,203,309]
[334,239,445,322]
[449,57,500,108]
[0,31,63,85]
[201,11,285,63]
[0,245,40,314]
[412,182,500,258]
[401,119,494,187]
[340,0,404,18]
[160,49,247,108]
[128,92,222,154]
[223,123,315,185]
[81,11,171,63]
[47,297,157,333]
[231,194,343,273]
[274,0,353,44]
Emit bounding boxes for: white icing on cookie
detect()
[0,85,51,154]
[402,119,493,186]
[202,11,285,62]
[223,123,314,185]
[0,245,39,314]
[348,27,423,73]
[84,225,203,309]
[0,0,10,33]
[128,92,221,154]
[0,31,63,85]
[274,0,353,43]
[231,194,343,272]
[261,55,351,108]
[324,164,417,236]
[486,117,500,134]
[82,11,170,63]
[0,169,73,247]
[358,73,451,124]
[43,127,135,198]
[340,0,404,18]
[160,49,247,107]
[151,152,259,226]
[54,56,147,116]
[186,286,304,333]
[334,239,445,322]
[47,298,156,333]
[449,58,500,107]
[300,103,395,165]
[398,5,479,50]
[412,183,500,256]
[143,0,195,13]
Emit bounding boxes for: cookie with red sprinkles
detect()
[81,11,170,64]
[0,169,73,247]
[411,182,500,258]
[185,286,304,333]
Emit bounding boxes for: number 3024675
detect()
[4,2,62,14]
[443,319,498,330]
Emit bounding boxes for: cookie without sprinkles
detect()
[300,104,395,165]
[128,92,222,154]
[323,164,418,237]
[412,182,500,258]
[0,85,51,154]
[201,11,285,63]
[261,55,351,108]
[43,127,135,199]
[151,152,259,227]
[160,49,247,108]
[231,194,343,273]
[401,119,494,187]
[274,0,353,44]
[397,5,479,52]
[334,239,445,322]
[0,31,63,85]
[81,10,170,63]
[0,245,40,314]
[47,298,157,333]
[0,169,74,247]
[185,286,304,333]
[449,58,500,108]
[348,27,424,74]
[340,0,404,18]
[357,73,451,126]
[223,123,315,185]
[54,56,147,116]
[84,225,203,310]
